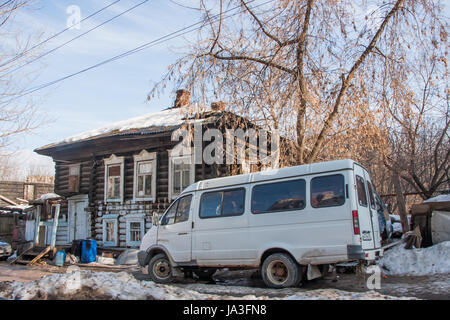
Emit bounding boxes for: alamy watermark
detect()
[66,5,81,30]
[170,122,280,174]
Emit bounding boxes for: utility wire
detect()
[1,0,121,68]
[8,0,272,102]
[3,0,149,76]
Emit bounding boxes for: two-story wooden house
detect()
[35,90,279,249]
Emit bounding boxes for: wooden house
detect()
[35,91,278,249]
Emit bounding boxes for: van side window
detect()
[176,195,193,223]
[161,195,192,225]
[367,181,376,209]
[200,189,245,218]
[311,174,345,208]
[251,179,306,214]
[356,175,368,207]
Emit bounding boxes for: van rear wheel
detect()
[148,253,173,284]
[261,253,300,288]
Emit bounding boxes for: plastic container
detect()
[81,240,97,263]
[55,251,67,267]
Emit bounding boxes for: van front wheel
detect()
[262,253,300,288]
[148,253,173,284]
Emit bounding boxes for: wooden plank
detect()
[34,206,41,246]
[28,246,51,265]
[8,244,35,265]
[50,204,60,248]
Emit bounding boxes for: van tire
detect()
[148,253,173,284]
[261,253,300,288]
[194,268,217,280]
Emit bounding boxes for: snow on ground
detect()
[378,241,450,276]
[0,270,412,300]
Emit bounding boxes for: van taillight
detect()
[352,210,360,235]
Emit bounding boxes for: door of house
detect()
[68,195,89,242]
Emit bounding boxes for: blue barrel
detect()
[81,240,97,263]
[55,251,66,267]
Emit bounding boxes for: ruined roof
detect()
[35,106,207,152]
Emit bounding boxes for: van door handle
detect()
[178,232,188,235]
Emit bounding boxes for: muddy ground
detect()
[1,262,449,300]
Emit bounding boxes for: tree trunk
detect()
[392,173,410,233]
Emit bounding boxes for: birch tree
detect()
[150,0,446,167]
[0,0,44,150]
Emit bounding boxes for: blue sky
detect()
[10,0,206,153]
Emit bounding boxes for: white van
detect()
[138,159,383,288]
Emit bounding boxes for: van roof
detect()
[183,159,361,194]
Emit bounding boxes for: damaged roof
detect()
[35,107,217,152]
[34,106,250,153]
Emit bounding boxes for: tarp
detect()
[431,211,450,244]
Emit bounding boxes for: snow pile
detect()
[0,271,256,300]
[61,108,192,144]
[378,241,450,276]
[0,270,412,300]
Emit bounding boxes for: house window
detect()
[133,150,157,201]
[168,150,194,200]
[104,154,124,202]
[130,222,141,242]
[125,214,145,247]
[68,164,80,193]
[102,214,118,247]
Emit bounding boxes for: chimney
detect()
[173,89,190,108]
[210,101,226,112]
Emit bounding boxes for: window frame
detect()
[310,174,346,209]
[102,214,118,247]
[104,154,124,203]
[168,149,195,200]
[251,178,307,215]
[367,181,376,210]
[133,150,157,202]
[199,187,246,219]
[355,175,368,207]
[160,194,193,226]
[125,214,145,247]
[68,164,80,193]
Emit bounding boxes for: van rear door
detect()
[353,163,377,250]
[364,174,381,248]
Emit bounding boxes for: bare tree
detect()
[380,12,449,200]
[149,0,446,167]
[0,0,45,150]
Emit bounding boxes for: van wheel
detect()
[194,268,217,280]
[261,253,300,288]
[148,253,173,283]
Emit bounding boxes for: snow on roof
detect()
[61,107,190,144]
[39,193,62,200]
[424,194,450,203]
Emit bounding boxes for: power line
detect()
[8,0,272,102]
[1,0,121,68]
[3,0,149,76]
